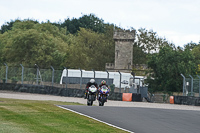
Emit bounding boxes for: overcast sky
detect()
[1,0,200,47]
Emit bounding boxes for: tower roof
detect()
[113,29,136,40]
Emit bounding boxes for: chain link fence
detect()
[0,65,64,88]
[181,74,200,97]
[0,64,134,93]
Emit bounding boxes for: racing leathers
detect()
[98,84,110,101]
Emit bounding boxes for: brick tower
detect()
[113,29,135,72]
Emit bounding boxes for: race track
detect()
[59,105,200,133]
[1,91,200,133]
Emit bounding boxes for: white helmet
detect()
[90,79,95,83]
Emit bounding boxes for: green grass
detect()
[0,98,127,133]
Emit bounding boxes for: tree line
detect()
[0,15,115,70]
[0,14,200,94]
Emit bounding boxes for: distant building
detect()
[106,29,136,73]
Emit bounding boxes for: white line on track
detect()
[57,105,134,133]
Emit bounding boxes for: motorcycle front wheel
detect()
[99,101,104,106]
[87,100,93,106]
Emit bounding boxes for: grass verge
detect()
[0,98,127,133]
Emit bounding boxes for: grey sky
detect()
[1,0,200,47]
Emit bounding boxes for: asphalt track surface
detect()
[59,105,200,133]
[1,91,200,133]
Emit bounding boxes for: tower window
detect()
[116,50,119,58]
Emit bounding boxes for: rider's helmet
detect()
[90,79,95,83]
[101,80,106,85]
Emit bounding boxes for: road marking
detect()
[57,105,134,133]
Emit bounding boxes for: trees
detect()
[67,28,115,70]
[0,20,18,34]
[0,19,39,34]
[133,28,172,65]
[146,45,197,93]
[1,16,200,94]
[184,41,198,50]
[132,42,148,65]
[132,28,200,94]
[0,17,115,70]
[191,42,200,74]
[0,34,4,63]
[136,28,170,54]
[60,14,105,34]
[1,21,69,68]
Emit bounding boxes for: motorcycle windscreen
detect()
[89,85,97,92]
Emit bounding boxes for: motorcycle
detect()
[87,85,97,106]
[98,85,109,106]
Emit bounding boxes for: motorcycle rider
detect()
[84,79,98,99]
[98,80,110,101]
[99,80,109,88]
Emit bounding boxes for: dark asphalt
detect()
[59,105,200,133]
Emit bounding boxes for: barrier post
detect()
[50,66,54,87]
[118,71,121,93]
[197,75,200,97]
[180,74,186,96]
[79,68,82,89]
[106,69,109,84]
[92,69,95,79]
[189,75,193,96]
[20,64,24,85]
[64,67,68,89]
[4,63,8,83]
[35,64,39,85]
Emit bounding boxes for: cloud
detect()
[1,0,200,48]
[159,30,200,47]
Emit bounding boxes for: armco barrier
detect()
[0,83,145,102]
[121,93,142,102]
[3,82,200,105]
[108,92,122,101]
[173,96,200,106]
[132,93,142,102]
[0,83,121,101]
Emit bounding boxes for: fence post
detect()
[20,64,24,85]
[50,66,54,87]
[106,69,109,84]
[197,75,200,97]
[4,63,8,83]
[118,71,121,93]
[35,64,39,85]
[64,67,68,89]
[180,74,186,96]
[92,69,95,79]
[189,75,193,96]
[79,68,82,89]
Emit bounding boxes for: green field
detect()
[0,98,127,133]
